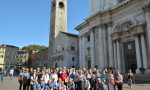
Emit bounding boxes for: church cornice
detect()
[76,0,139,31]
[142,0,150,12]
[111,22,146,40]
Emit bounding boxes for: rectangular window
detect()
[71,46,75,51]
[5,55,9,58]
[0,55,4,58]
[72,57,75,62]
[87,35,90,42]
[62,47,64,51]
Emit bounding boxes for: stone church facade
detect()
[48,0,79,68]
[76,0,150,73]
[49,32,79,68]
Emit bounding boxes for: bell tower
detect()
[49,0,67,45]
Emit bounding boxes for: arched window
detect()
[59,2,64,9]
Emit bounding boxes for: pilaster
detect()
[113,41,117,69]
[116,39,121,71]
[79,36,82,68]
[135,34,142,73]
[82,35,86,68]
[98,26,105,69]
[107,22,114,68]
[140,33,148,69]
[90,30,95,68]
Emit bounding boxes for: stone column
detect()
[143,5,150,60]
[82,35,86,67]
[79,36,82,68]
[99,26,104,69]
[90,30,95,68]
[113,41,117,69]
[108,23,114,67]
[140,34,148,69]
[116,40,121,71]
[103,26,108,68]
[135,35,142,73]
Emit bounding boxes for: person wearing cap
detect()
[67,78,75,90]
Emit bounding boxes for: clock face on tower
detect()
[59,2,64,9]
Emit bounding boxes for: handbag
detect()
[118,82,123,86]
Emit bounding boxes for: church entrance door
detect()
[88,60,91,69]
[123,41,137,73]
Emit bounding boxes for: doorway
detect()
[87,60,91,69]
[123,41,137,73]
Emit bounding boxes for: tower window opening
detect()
[59,2,64,8]
[53,3,56,8]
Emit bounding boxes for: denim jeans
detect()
[19,80,23,90]
[31,82,40,90]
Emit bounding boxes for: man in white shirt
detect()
[30,69,38,90]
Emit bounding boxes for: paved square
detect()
[0,76,150,90]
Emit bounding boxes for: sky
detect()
[0,0,89,48]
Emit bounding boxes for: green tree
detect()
[21,45,47,51]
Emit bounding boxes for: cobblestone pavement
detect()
[0,76,150,90]
[0,76,18,90]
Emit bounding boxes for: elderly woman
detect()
[82,77,91,90]
[108,74,115,90]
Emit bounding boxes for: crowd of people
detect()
[0,66,135,90]
[17,67,132,90]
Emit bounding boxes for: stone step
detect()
[123,74,150,84]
